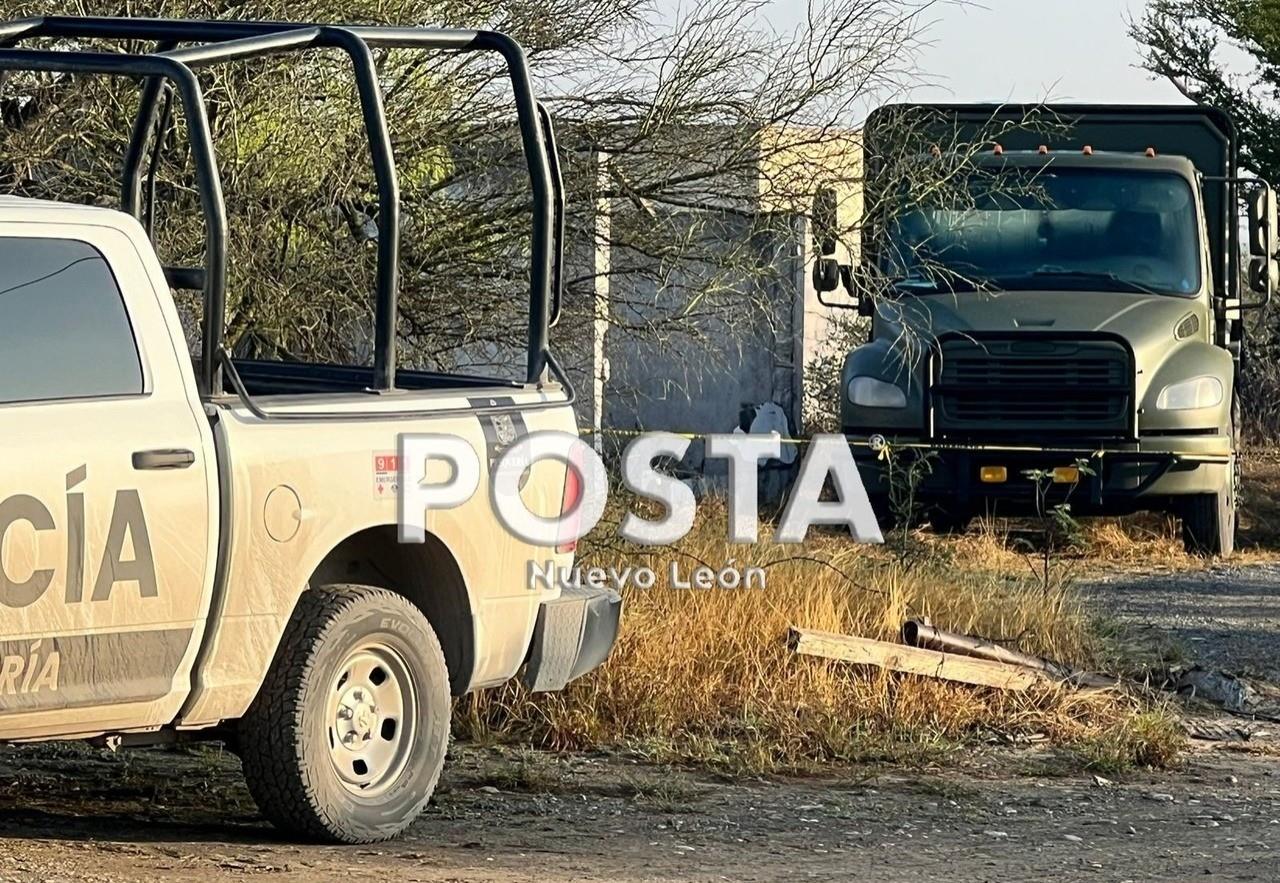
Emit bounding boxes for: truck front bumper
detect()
[521,585,622,693]
[850,434,1232,514]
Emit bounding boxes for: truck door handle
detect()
[132,449,196,470]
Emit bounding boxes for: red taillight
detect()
[556,446,584,554]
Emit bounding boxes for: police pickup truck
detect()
[0,16,618,843]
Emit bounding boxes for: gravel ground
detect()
[0,742,1278,882]
[0,563,1279,881]
[1087,562,1280,682]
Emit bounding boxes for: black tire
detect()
[927,507,973,535]
[1181,394,1240,559]
[1182,489,1236,558]
[238,585,450,843]
[869,494,899,532]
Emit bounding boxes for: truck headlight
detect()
[848,376,907,409]
[1156,376,1223,411]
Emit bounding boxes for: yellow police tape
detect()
[575,427,1232,464]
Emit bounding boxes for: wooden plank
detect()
[788,627,1048,692]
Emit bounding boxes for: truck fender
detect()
[841,339,926,433]
[1139,341,1235,434]
[304,525,476,695]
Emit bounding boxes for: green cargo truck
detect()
[814,104,1278,557]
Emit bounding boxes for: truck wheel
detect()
[1182,394,1240,559]
[1177,488,1228,557]
[928,507,972,535]
[1181,487,1236,558]
[237,585,450,843]
[869,494,899,531]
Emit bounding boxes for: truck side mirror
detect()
[810,184,870,312]
[1248,185,1278,257]
[813,186,839,257]
[1249,256,1279,295]
[814,185,855,299]
[813,257,841,292]
[811,186,841,293]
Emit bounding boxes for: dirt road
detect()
[1089,561,1280,682]
[2,562,1280,882]
[0,739,1278,882]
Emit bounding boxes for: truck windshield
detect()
[883,167,1201,296]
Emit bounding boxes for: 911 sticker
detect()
[374,451,400,500]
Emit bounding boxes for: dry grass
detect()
[921,447,1280,574]
[1241,449,1280,556]
[457,498,1187,774]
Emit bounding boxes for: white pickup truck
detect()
[0,16,619,843]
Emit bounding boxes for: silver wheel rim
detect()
[326,641,417,798]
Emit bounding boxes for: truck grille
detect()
[932,337,1133,437]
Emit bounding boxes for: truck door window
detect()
[0,238,143,403]
[885,169,1201,297]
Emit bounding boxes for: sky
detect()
[658,0,1186,106]
[902,0,1183,104]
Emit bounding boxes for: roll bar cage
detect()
[0,16,567,397]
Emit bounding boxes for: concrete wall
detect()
[554,127,861,469]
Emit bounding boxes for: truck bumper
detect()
[851,434,1232,514]
[521,585,622,692]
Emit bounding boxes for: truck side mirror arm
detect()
[813,262,875,317]
[1208,175,1279,310]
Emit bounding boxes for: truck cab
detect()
[817,104,1278,556]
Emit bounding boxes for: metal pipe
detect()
[901,618,1067,677]
[33,16,303,42]
[159,27,322,66]
[317,27,401,391]
[143,87,174,236]
[121,41,177,219]
[122,74,169,218]
[0,17,559,393]
[478,31,554,383]
[172,63,228,398]
[0,17,42,46]
[30,17,481,47]
[538,101,566,328]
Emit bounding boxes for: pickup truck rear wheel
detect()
[238,585,450,843]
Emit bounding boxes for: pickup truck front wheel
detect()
[238,585,450,843]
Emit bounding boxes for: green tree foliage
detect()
[1132,1,1280,179]
[1132,2,1280,438]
